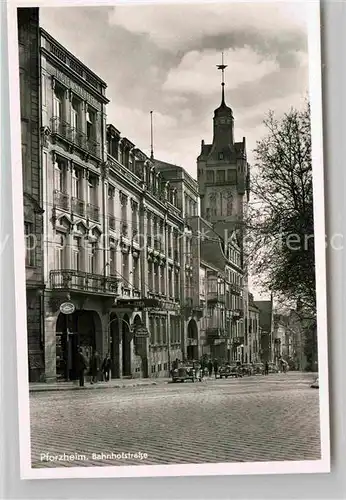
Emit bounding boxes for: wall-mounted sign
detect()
[59,302,75,315]
[134,326,149,338]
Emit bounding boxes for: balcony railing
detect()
[71,197,85,217]
[206,327,228,339]
[51,117,101,158]
[54,190,69,211]
[207,292,225,304]
[50,269,121,295]
[87,203,100,222]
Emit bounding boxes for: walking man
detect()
[90,350,101,384]
[101,353,111,382]
[77,348,87,387]
[264,361,269,376]
[207,360,213,377]
[213,359,219,379]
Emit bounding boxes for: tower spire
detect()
[217,51,227,105]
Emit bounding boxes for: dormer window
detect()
[219,152,224,160]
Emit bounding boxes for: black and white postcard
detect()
[7,0,330,479]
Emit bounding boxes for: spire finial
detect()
[217,51,227,105]
[150,111,154,160]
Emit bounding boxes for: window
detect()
[218,152,224,160]
[86,106,96,141]
[54,159,66,192]
[168,268,173,297]
[162,317,167,344]
[174,271,179,299]
[110,248,117,276]
[108,186,115,215]
[160,266,165,295]
[55,233,66,269]
[149,316,155,345]
[122,252,129,281]
[53,88,63,120]
[148,262,154,291]
[89,242,98,274]
[133,257,140,289]
[72,167,81,199]
[24,222,35,267]
[216,170,225,183]
[154,263,159,293]
[206,171,214,183]
[227,170,236,183]
[72,237,81,271]
[71,97,80,131]
[156,317,161,344]
[41,75,47,107]
[88,175,98,206]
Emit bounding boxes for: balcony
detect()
[51,117,101,159]
[53,190,69,211]
[206,327,228,339]
[87,203,100,222]
[71,197,85,217]
[207,292,225,304]
[50,269,121,295]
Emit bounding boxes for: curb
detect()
[29,381,167,393]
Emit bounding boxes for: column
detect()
[44,313,57,382]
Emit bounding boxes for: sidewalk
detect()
[29,377,171,393]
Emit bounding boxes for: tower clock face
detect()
[217,117,231,125]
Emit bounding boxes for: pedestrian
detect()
[77,347,87,387]
[264,361,269,376]
[90,350,101,384]
[207,360,213,377]
[213,359,219,379]
[101,353,111,382]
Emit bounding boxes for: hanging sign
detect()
[60,302,75,315]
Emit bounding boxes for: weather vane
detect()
[217,51,227,103]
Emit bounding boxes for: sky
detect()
[40,2,310,300]
[40,2,309,173]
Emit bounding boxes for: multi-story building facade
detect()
[255,298,274,363]
[19,14,261,381]
[39,28,118,381]
[18,8,45,382]
[106,128,185,378]
[248,294,260,363]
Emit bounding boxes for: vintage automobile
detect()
[253,363,265,375]
[241,363,254,376]
[268,362,279,373]
[219,363,242,379]
[171,363,202,383]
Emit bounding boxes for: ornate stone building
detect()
[18,8,45,382]
[39,28,116,381]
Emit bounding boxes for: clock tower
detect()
[197,53,250,231]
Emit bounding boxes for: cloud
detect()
[108,2,307,51]
[163,47,278,95]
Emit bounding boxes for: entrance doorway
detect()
[187,319,198,361]
[56,310,99,380]
[122,314,131,377]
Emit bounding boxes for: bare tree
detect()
[248,102,315,317]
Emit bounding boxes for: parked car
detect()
[219,363,242,379]
[254,363,265,375]
[268,362,279,373]
[241,363,254,376]
[172,363,202,383]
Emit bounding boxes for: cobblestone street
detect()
[30,373,320,468]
